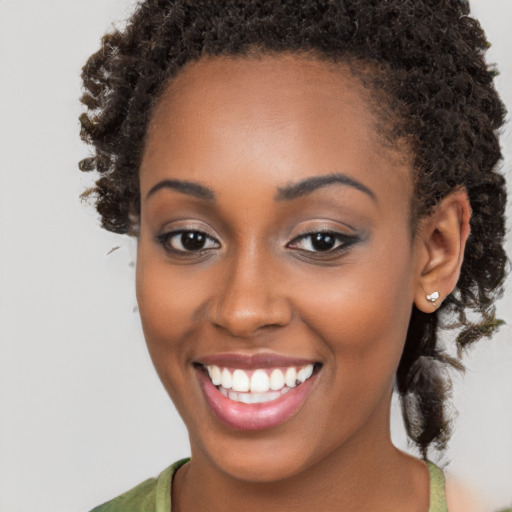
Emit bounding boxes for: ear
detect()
[413,188,471,313]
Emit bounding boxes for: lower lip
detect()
[197,368,318,431]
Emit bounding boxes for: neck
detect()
[172,403,429,512]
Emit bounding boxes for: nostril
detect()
[209,302,292,338]
[206,263,293,337]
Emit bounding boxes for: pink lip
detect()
[197,352,317,369]
[197,366,318,431]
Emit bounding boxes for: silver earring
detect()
[426,291,440,306]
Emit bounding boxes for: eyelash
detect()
[155,230,220,255]
[155,229,358,257]
[286,230,358,256]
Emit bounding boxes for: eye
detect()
[156,230,220,253]
[287,231,356,253]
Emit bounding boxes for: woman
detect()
[79,1,508,510]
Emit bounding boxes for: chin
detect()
[204,443,319,484]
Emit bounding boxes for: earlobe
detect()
[414,189,471,313]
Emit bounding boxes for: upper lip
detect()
[196,352,319,369]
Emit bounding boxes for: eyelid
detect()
[287,220,357,242]
[157,218,218,235]
[286,225,360,256]
[163,230,220,244]
[288,231,355,247]
[155,224,221,255]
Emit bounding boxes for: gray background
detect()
[0,1,510,510]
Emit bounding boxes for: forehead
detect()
[149,54,376,148]
[153,54,370,119]
[141,54,412,202]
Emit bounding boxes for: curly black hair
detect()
[79,0,508,457]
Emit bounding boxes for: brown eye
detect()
[287,231,358,254]
[311,233,336,251]
[181,231,208,250]
[157,230,220,253]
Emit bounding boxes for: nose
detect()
[208,251,292,338]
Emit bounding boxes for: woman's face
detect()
[136,55,421,482]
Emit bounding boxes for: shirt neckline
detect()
[158,458,448,511]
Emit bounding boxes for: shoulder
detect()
[89,459,189,512]
[445,474,486,512]
[89,476,159,512]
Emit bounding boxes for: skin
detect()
[136,54,470,511]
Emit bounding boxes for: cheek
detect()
[136,254,205,421]
[136,240,205,341]
[301,277,409,371]
[135,240,201,390]
[295,243,414,393]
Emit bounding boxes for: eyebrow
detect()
[146,179,215,201]
[275,173,377,202]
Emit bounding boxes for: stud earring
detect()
[426,291,440,306]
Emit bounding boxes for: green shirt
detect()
[91,459,448,512]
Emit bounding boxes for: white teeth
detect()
[208,365,222,386]
[250,370,270,393]
[296,364,314,384]
[297,367,306,383]
[269,369,285,390]
[232,369,250,392]
[303,364,314,380]
[221,368,232,389]
[285,367,297,388]
[205,363,317,400]
[228,390,282,404]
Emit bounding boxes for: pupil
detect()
[181,231,206,250]
[312,233,335,251]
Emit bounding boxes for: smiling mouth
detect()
[198,363,320,404]
[194,353,322,430]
